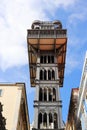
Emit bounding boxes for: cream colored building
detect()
[77,51,87,130]
[0,83,30,130]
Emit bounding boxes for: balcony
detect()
[34,100,62,107]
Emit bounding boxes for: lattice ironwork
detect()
[27,21,67,87]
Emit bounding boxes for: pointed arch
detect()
[53,88,56,101]
[40,69,44,80]
[39,88,43,101]
[49,113,53,123]
[44,88,47,101]
[38,113,42,129]
[49,88,52,101]
[44,69,47,80]
[52,70,55,80]
[43,113,47,128]
[54,113,58,129]
[48,70,51,80]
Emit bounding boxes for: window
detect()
[54,113,58,128]
[49,113,53,123]
[40,70,44,80]
[44,69,47,80]
[48,70,51,80]
[39,88,43,101]
[51,56,54,63]
[40,55,54,64]
[40,56,44,63]
[0,89,2,96]
[48,56,50,63]
[44,88,47,101]
[38,113,42,129]
[44,56,47,63]
[53,88,56,101]
[49,88,52,101]
[43,113,47,127]
[52,70,55,80]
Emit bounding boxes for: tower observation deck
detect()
[27,20,67,130]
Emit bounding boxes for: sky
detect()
[0,0,87,124]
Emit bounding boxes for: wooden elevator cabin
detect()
[27,20,67,130]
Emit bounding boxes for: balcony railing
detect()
[27,29,67,38]
[34,100,62,107]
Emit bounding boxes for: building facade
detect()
[66,88,82,130]
[77,52,87,130]
[0,83,30,130]
[27,20,67,130]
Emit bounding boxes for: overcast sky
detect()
[0,0,87,123]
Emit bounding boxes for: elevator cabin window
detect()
[40,69,47,80]
[52,70,55,80]
[40,70,44,80]
[44,88,47,101]
[48,70,51,80]
[43,113,47,127]
[39,88,43,101]
[54,113,58,129]
[40,56,44,63]
[51,56,54,63]
[40,55,54,63]
[49,88,52,101]
[48,56,50,63]
[44,56,47,63]
[53,88,56,101]
[49,113,53,123]
[38,113,42,129]
[44,69,47,80]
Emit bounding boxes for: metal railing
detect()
[27,29,67,38]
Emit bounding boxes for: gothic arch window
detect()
[54,113,58,129]
[39,88,43,101]
[49,88,52,101]
[48,70,51,80]
[44,88,47,101]
[44,69,47,80]
[52,70,55,80]
[49,113,53,124]
[40,70,44,80]
[53,88,56,101]
[43,113,47,127]
[38,113,42,129]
